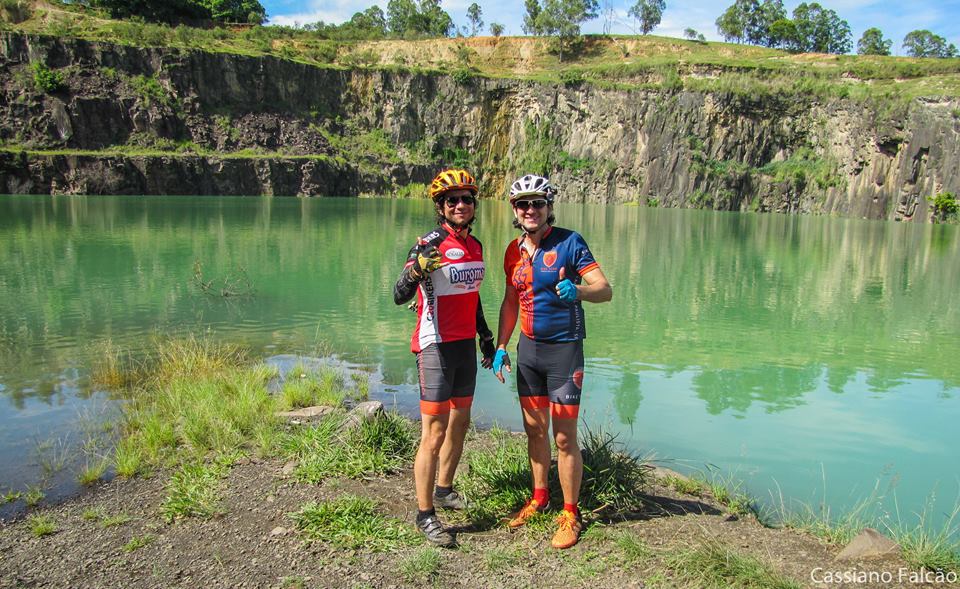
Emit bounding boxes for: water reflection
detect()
[613,369,642,426]
[1,195,959,527]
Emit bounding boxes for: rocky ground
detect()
[0,426,942,589]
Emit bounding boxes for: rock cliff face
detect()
[2,32,958,221]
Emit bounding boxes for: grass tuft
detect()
[483,546,522,571]
[91,339,143,389]
[666,537,803,589]
[1,490,22,504]
[77,458,109,486]
[24,487,44,507]
[663,474,705,497]
[123,534,156,552]
[284,411,415,482]
[885,497,960,573]
[579,426,650,513]
[27,514,57,537]
[615,532,652,564]
[159,461,227,522]
[456,428,532,528]
[277,365,349,410]
[290,495,420,551]
[100,513,132,528]
[113,438,145,478]
[399,546,442,582]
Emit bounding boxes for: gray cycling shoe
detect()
[433,490,467,510]
[416,513,456,547]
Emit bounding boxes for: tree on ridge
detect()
[628,0,666,35]
[857,27,891,56]
[902,29,958,58]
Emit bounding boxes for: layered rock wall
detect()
[2,32,958,221]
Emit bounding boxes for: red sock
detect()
[563,503,579,516]
[533,487,549,506]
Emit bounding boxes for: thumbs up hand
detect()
[555,266,578,302]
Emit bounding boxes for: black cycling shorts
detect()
[516,334,584,419]
[416,339,477,415]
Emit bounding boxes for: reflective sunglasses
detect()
[444,195,477,206]
[513,199,548,211]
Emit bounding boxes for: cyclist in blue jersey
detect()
[394,168,495,547]
[492,174,612,549]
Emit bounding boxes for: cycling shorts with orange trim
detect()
[416,339,477,415]
[516,334,583,419]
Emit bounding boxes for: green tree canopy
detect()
[856,27,891,56]
[714,0,784,47]
[767,17,799,50]
[467,2,483,36]
[628,0,666,35]
[202,0,265,23]
[903,29,958,58]
[533,0,599,61]
[92,0,264,24]
[490,22,504,37]
[523,0,543,34]
[791,2,850,54]
[387,0,453,37]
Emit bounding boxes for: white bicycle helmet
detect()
[509,174,555,203]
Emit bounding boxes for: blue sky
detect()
[262,0,960,56]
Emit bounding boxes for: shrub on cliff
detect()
[930,192,959,223]
[32,62,66,94]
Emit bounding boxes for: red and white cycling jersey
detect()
[404,224,485,353]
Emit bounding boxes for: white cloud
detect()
[267,0,377,26]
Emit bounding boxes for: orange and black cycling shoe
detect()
[507,497,548,529]
[551,509,582,549]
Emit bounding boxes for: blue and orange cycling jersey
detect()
[503,226,600,342]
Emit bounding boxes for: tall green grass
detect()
[159,460,228,522]
[579,426,650,513]
[456,427,532,527]
[456,425,651,527]
[290,495,420,551]
[281,410,415,482]
[665,538,803,589]
[103,336,365,520]
[767,477,960,573]
[277,364,349,410]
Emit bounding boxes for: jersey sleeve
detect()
[393,241,423,305]
[503,240,519,278]
[572,232,599,277]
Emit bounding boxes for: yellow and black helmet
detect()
[429,169,478,201]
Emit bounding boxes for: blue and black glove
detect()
[555,267,578,302]
[493,349,511,383]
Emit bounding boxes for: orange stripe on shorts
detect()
[519,395,550,410]
[551,402,580,419]
[420,400,451,415]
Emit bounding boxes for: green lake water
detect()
[1,194,958,530]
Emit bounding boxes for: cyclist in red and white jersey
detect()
[393,168,495,547]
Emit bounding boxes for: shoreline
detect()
[1,418,950,589]
[2,348,958,578]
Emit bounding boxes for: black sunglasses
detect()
[513,199,548,211]
[444,195,477,206]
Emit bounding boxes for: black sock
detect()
[434,485,453,498]
[417,508,436,522]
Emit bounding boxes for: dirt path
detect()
[1,444,942,589]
